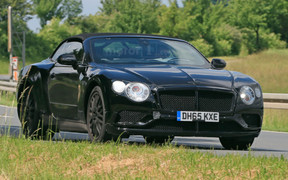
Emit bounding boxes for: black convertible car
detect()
[17,33,263,149]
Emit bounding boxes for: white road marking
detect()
[262,130,288,134]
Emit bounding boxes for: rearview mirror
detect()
[211,58,226,69]
[57,54,77,66]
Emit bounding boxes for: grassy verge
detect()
[263,109,288,132]
[0,59,9,74]
[0,92,17,107]
[0,136,287,179]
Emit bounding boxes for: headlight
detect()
[125,82,150,102]
[112,81,126,94]
[239,86,255,105]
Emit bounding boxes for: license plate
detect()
[177,111,219,122]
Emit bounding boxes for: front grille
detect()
[198,91,233,112]
[159,91,196,111]
[159,90,234,112]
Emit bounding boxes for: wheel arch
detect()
[17,66,51,118]
[84,75,111,122]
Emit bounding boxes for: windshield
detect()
[90,37,209,66]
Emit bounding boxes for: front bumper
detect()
[106,109,263,138]
[106,86,263,138]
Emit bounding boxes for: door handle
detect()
[50,73,56,79]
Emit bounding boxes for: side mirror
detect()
[211,58,226,69]
[57,54,77,66]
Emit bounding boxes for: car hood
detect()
[105,64,234,89]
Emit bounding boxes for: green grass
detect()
[0,59,9,74]
[0,92,17,107]
[0,136,287,179]
[263,109,288,132]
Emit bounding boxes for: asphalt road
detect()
[1,105,288,159]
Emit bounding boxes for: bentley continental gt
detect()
[17,33,263,150]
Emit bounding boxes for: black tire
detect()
[87,86,111,142]
[18,86,48,139]
[145,136,174,144]
[219,136,255,150]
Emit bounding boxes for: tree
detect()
[37,18,82,52]
[228,0,269,50]
[0,0,33,58]
[158,0,179,37]
[176,0,227,41]
[160,0,235,56]
[98,0,160,34]
[264,0,288,43]
[32,0,82,27]
[0,0,33,23]
[74,13,111,33]
[100,0,118,15]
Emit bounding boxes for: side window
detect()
[52,41,84,62]
[51,42,66,61]
[62,41,84,62]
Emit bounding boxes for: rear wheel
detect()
[87,86,111,142]
[18,86,48,139]
[219,136,255,150]
[145,136,174,144]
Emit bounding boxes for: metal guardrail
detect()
[0,80,287,109]
[0,80,17,92]
[263,93,288,110]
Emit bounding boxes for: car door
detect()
[47,41,83,121]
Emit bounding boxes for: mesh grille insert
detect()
[159,91,196,111]
[159,90,234,112]
[198,91,233,112]
[118,111,146,123]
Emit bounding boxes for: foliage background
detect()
[0,0,287,63]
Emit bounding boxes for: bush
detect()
[240,28,258,54]
[190,39,214,57]
[240,28,287,55]
[211,24,242,56]
[38,18,82,54]
[260,32,287,50]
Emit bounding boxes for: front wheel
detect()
[219,136,255,150]
[18,86,48,139]
[87,86,111,142]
